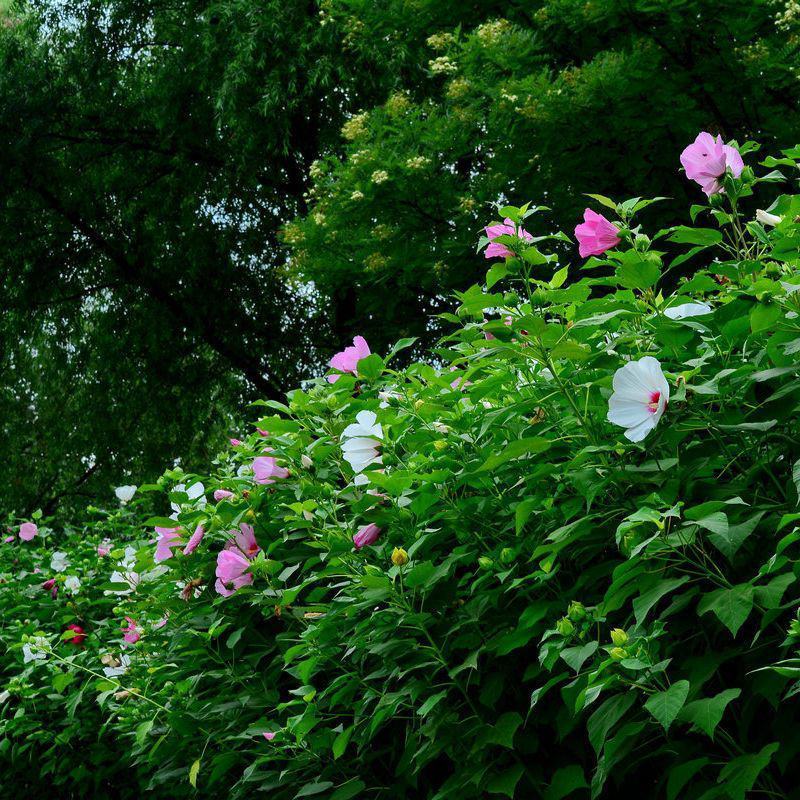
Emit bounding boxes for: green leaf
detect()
[585,193,618,211]
[135,719,154,746]
[697,584,754,637]
[550,265,568,288]
[417,690,447,717]
[750,301,781,333]
[330,781,366,800]
[644,680,690,731]
[754,572,795,609]
[486,262,508,289]
[544,765,588,800]
[386,337,418,361]
[486,764,524,797]
[515,499,537,534]
[295,782,335,798]
[679,688,741,739]
[587,693,636,755]
[668,226,723,245]
[560,641,598,673]
[667,758,710,800]
[188,758,200,789]
[332,725,353,760]
[615,250,661,289]
[487,712,523,749]
[706,512,765,562]
[476,437,551,472]
[404,561,436,589]
[356,353,384,381]
[717,743,779,800]
[633,576,690,624]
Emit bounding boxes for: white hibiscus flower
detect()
[663,302,712,320]
[114,484,137,504]
[341,410,383,475]
[607,356,670,442]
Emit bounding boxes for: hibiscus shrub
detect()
[7,135,800,798]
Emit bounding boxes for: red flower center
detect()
[647,391,661,413]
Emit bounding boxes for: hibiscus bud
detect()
[500,547,515,564]
[433,440,448,451]
[478,556,493,570]
[391,547,409,566]
[414,399,425,411]
[610,628,628,646]
[245,510,256,521]
[567,600,586,621]
[634,233,650,252]
[301,454,313,469]
[610,647,627,661]
[556,617,575,636]
[756,209,782,227]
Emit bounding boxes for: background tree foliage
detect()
[1,0,799,514]
[289,0,800,343]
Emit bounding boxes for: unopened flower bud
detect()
[610,628,628,646]
[391,547,409,567]
[500,547,515,564]
[301,454,313,469]
[567,600,586,621]
[610,647,627,661]
[433,440,448,451]
[556,617,575,636]
[414,399,425,411]
[478,556,493,570]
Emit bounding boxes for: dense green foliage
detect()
[289,0,800,344]
[4,0,800,515]
[6,140,800,798]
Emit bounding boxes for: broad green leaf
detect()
[330,781,366,800]
[295,782,335,798]
[615,250,661,289]
[644,680,690,731]
[586,692,636,755]
[717,743,779,800]
[668,226,723,245]
[633,576,690,624]
[697,584,754,636]
[560,641,598,673]
[679,688,740,739]
[750,302,781,333]
[667,758,710,800]
[476,437,551,472]
[544,765,588,800]
[135,719,154,746]
[486,764,524,797]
